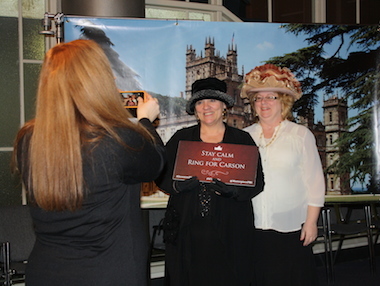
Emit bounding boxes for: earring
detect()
[223,109,228,119]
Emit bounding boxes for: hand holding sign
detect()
[207,178,238,198]
[173,176,200,194]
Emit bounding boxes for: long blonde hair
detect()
[14,39,153,211]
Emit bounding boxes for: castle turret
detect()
[204,37,215,58]
[227,43,238,76]
[185,37,248,128]
[186,45,196,62]
[323,95,350,195]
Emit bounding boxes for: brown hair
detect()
[13,39,153,211]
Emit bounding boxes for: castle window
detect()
[329,135,333,145]
[329,112,333,122]
[330,178,334,190]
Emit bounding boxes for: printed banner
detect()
[63,16,380,193]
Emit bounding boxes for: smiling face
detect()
[194,98,226,126]
[253,91,283,123]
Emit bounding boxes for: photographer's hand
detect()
[137,93,160,122]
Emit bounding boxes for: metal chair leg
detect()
[321,209,332,284]
[1,242,11,286]
[364,205,376,275]
[326,208,335,284]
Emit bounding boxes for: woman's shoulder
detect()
[166,124,199,145]
[176,124,198,134]
[286,120,310,131]
[243,123,260,134]
[283,120,314,139]
[227,124,251,136]
[225,124,255,144]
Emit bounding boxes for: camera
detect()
[120,91,146,117]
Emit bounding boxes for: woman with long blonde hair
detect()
[13,39,164,286]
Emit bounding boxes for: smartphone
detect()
[120,91,146,117]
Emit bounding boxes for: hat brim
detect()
[241,86,301,100]
[186,90,235,115]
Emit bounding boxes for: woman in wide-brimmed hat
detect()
[156,77,265,286]
[241,64,325,286]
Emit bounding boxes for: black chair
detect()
[370,203,380,245]
[372,220,380,245]
[314,208,334,284]
[0,205,36,285]
[326,204,376,278]
[148,210,166,262]
[150,218,165,260]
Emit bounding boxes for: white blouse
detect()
[244,120,325,232]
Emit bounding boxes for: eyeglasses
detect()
[253,95,278,103]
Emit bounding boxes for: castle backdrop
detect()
[63,17,380,195]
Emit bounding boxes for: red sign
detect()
[172,141,259,187]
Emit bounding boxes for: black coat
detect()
[20,119,165,286]
[156,123,265,286]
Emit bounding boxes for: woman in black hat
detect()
[156,77,265,286]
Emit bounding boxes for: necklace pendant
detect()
[259,122,282,148]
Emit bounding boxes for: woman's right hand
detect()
[173,176,200,194]
[137,92,160,122]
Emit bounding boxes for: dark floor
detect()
[316,245,380,286]
[151,245,380,286]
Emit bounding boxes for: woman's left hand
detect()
[300,221,318,246]
[301,205,321,246]
[207,178,237,198]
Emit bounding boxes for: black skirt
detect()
[252,229,320,286]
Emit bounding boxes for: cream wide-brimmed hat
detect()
[240,64,302,101]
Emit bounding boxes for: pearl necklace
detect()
[258,122,282,148]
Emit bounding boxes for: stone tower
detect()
[323,96,350,195]
[185,37,251,129]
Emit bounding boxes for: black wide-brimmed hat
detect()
[186,78,235,115]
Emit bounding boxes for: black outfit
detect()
[19,119,165,286]
[253,230,319,286]
[155,123,264,286]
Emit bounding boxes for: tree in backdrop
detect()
[152,92,187,118]
[266,24,380,192]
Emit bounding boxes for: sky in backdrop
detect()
[64,17,364,123]
[64,17,380,190]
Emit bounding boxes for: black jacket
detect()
[20,119,165,286]
[156,123,264,286]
